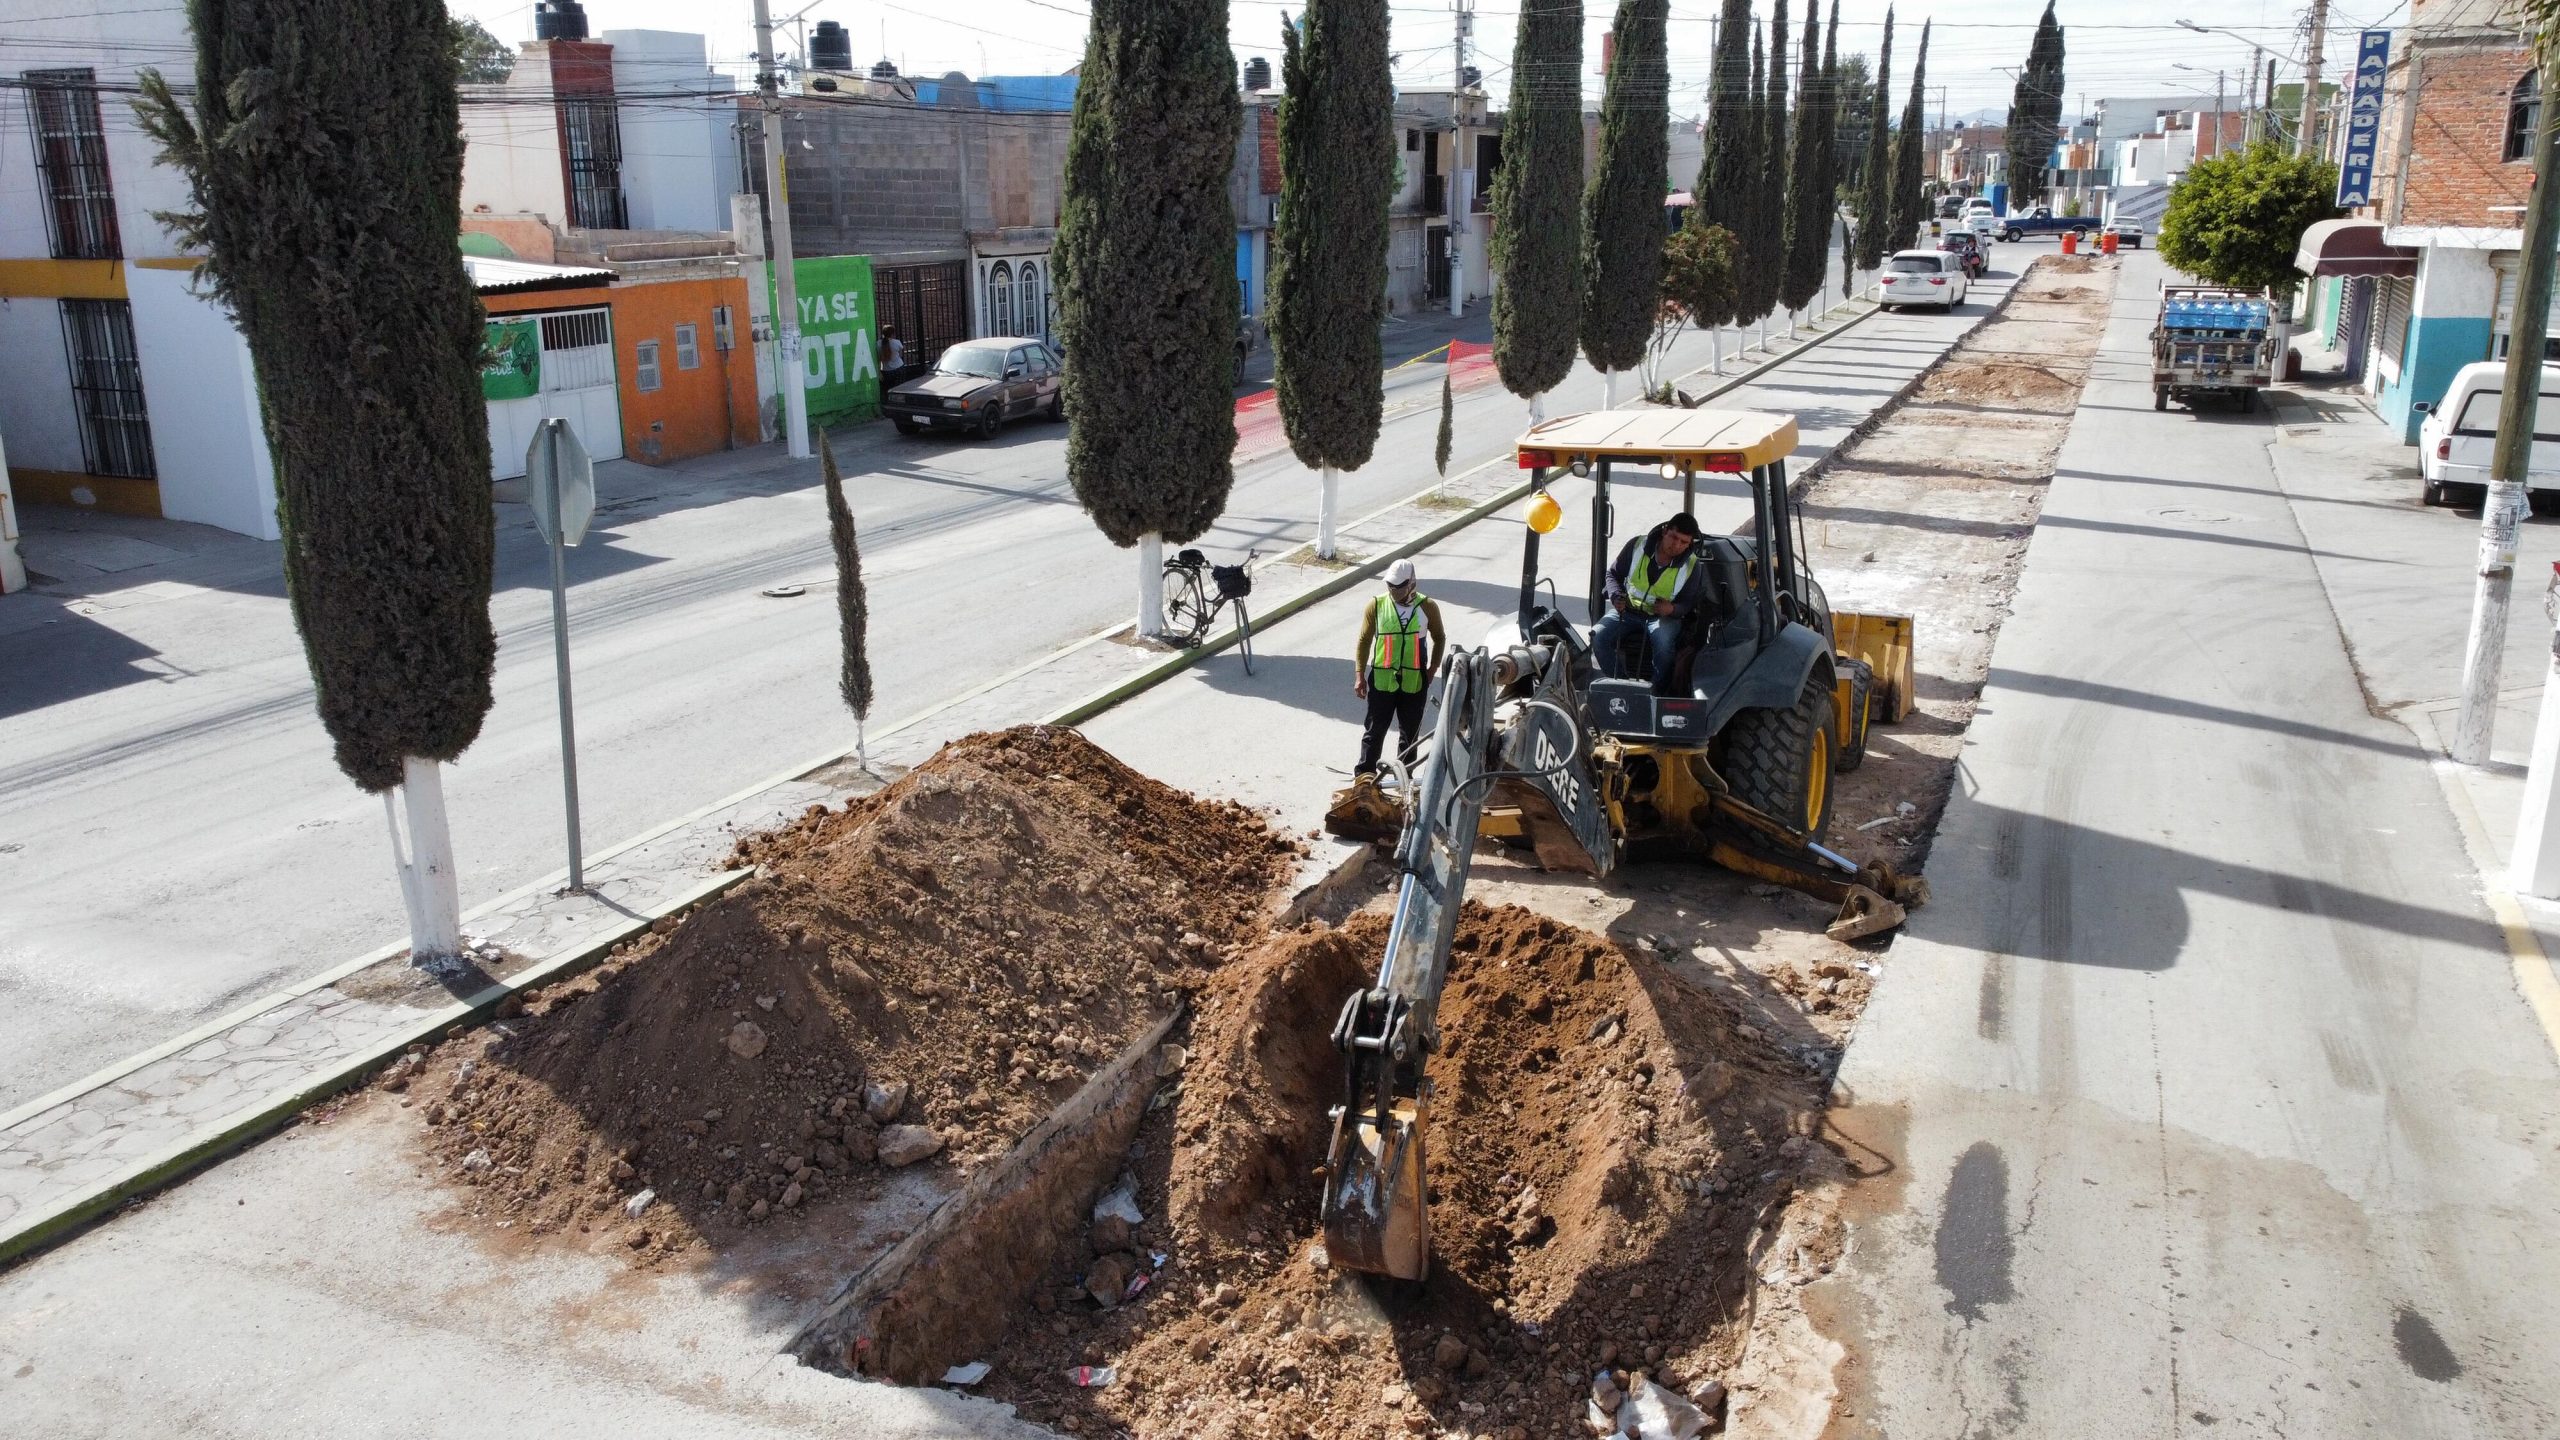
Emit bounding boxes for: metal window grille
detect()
[635,340,662,392]
[674,323,700,369]
[538,309,612,351]
[2509,72,2541,164]
[23,68,121,260]
[536,307,616,391]
[2376,277,2412,369]
[987,260,1016,335]
[560,96,629,230]
[59,299,155,479]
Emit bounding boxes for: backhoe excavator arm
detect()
[1319,642,1610,1279]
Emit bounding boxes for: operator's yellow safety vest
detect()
[1370,596,1428,694]
[1629,548,1696,606]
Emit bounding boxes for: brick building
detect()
[2322,0,2544,438]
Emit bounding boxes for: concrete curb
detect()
[0,288,1896,1273]
[0,869,747,1269]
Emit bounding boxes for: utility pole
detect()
[2296,0,2328,159]
[1450,0,1474,320]
[2455,41,2560,767]
[754,0,813,459]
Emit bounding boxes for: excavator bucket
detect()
[1832,610,1917,722]
[1319,1095,1430,1280]
[1323,774,1406,847]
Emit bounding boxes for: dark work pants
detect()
[1357,685,1428,777]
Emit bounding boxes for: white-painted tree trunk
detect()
[1711,327,1725,374]
[1600,370,1617,409]
[1317,464,1340,561]
[855,716,868,771]
[1136,533,1166,637]
[392,756,463,962]
[1528,391,1547,425]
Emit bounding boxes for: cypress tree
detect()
[1492,0,1585,405]
[1691,0,1752,328]
[1778,0,1829,312]
[1888,21,1929,252]
[138,0,494,958]
[1580,0,1671,392]
[1435,368,1455,475]
[1745,2,1789,323]
[1853,8,1894,271]
[2006,2,2066,206]
[819,435,873,765]
[1270,0,1393,559]
[1056,0,1242,631]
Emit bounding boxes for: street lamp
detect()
[2173,62,2228,158]
[2177,17,2317,154]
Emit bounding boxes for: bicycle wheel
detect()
[1234,601,1255,675]
[1162,565,1212,645]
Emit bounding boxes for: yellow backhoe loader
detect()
[1318,408,1924,1280]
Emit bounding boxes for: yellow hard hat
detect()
[1525,491,1563,534]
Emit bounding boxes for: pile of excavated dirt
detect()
[398,726,1298,1261]
[942,903,1821,1440]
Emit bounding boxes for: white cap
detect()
[1385,559,1417,586]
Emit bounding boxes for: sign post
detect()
[526,418,597,890]
[2333,31,2392,209]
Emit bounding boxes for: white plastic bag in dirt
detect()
[1092,1176,1144,1226]
[1623,1376,1708,1440]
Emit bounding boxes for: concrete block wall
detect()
[757,99,1071,261]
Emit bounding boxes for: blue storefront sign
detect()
[2337,30,2392,207]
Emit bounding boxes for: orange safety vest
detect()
[1369,595,1428,693]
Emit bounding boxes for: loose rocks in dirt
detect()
[402,727,1298,1260]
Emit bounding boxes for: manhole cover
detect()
[759,584,807,598]
[2146,506,2236,525]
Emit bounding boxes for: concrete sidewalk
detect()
[0,265,2011,1433]
[1810,249,2560,1436]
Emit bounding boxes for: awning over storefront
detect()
[2294,218,2418,278]
[462,254,616,295]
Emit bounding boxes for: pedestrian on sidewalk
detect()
[882,327,909,387]
[1595,512,1707,689]
[1353,559,1446,778]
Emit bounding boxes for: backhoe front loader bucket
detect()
[1320,1094,1430,1280]
[1832,610,1917,722]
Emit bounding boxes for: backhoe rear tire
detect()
[1720,671,1838,837]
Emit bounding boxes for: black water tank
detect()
[1242,56,1271,91]
[1461,64,1481,89]
[871,57,900,81]
[810,20,852,74]
[533,0,588,41]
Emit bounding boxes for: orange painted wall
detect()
[610,276,761,465]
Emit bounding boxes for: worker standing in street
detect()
[1595,512,1708,689]
[1353,559,1446,779]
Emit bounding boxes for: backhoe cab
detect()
[1316,408,1925,1282]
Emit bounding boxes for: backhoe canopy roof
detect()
[1516,408,1800,474]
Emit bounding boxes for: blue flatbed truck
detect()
[2152,286,2275,413]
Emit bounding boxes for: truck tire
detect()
[1836,659,1875,774]
[1720,672,1838,837]
[2423,477,2447,507]
[2154,388,2167,412]
[2239,388,2258,414]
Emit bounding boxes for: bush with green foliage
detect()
[1056,0,1243,548]
[1271,0,1392,472]
[139,0,494,795]
[451,16,513,83]
[2158,142,2341,299]
[1581,0,1671,376]
[1491,0,1584,398]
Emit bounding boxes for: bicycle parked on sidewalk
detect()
[1161,547,1259,674]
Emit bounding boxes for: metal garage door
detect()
[487,306,624,480]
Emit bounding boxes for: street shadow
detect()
[1797,500,2418,567]
[1926,799,2504,972]
[488,522,673,597]
[1192,649,1366,726]
[2056,467,2421,516]
[0,603,170,720]
[1985,667,2433,762]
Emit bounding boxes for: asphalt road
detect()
[0,240,1898,1111]
[1825,249,2560,1436]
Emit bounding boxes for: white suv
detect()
[1880,249,1968,311]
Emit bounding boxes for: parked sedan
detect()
[2103,219,2146,249]
[1879,249,1968,311]
[884,337,1063,439]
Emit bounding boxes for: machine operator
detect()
[1595,511,1709,690]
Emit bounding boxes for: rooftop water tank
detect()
[533,0,588,41]
[811,20,852,74]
